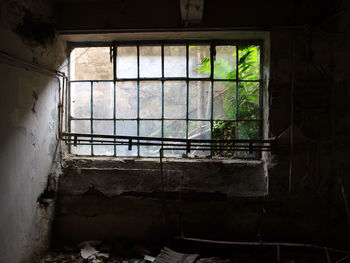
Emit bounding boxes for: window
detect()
[68,41,263,158]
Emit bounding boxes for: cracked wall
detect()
[0,1,67,262]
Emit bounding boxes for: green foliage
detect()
[195,45,261,157]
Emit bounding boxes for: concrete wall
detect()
[0,1,66,262]
[53,0,350,249]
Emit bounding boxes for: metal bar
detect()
[235,45,239,121]
[90,81,94,155]
[68,78,72,153]
[69,78,262,83]
[113,42,117,156]
[185,44,189,157]
[64,138,272,148]
[69,117,262,122]
[161,44,165,151]
[68,144,271,152]
[137,45,140,156]
[176,236,350,255]
[210,44,215,156]
[62,132,274,144]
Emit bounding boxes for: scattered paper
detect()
[81,245,99,259]
[144,255,156,262]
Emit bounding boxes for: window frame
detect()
[67,37,267,158]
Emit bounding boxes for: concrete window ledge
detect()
[60,157,268,197]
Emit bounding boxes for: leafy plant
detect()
[195,45,261,157]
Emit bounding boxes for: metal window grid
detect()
[67,41,264,158]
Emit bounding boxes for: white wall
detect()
[0,1,66,261]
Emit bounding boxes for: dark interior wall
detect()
[54,0,342,31]
[53,0,350,248]
[0,1,67,262]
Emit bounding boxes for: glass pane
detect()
[71,47,113,80]
[188,81,211,120]
[164,46,186,77]
[238,45,260,80]
[116,81,137,118]
[71,120,91,155]
[93,82,114,118]
[164,81,186,119]
[140,120,161,157]
[117,46,137,79]
[71,120,91,133]
[70,82,91,118]
[237,82,260,120]
[93,120,114,156]
[213,81,236,120]
[164,120,186,139]
[237,121,260,140]
[116,120,137,156]
[188,121,211,157]
[189,45,211,78]
[140,46,161,78]
[164,120,186,157]
[140,81,162,118]
[235,121,260,159]
[212,120,236,158]
[214,45,236,79]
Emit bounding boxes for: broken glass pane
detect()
[140,46,162,78]
[164,45,186,77]
[70,82,91,118]
[93,82,114,118]
[71,47,113,80]
[140,81,162,119]
[117,46,137,79]
[188,81,211,120]
[164,81,186,119]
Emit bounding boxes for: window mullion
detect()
[235,45,239,138]
[210,44,215,156]
[113,43,117,156]
[137,45,140,157]
[186,44,189,157]
[90,80,94,155]
[161,45,164,153]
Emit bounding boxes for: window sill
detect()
[61,156,268,197]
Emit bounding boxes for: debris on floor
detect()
[153,247,198,263]
[79,240,110,261]
[41,241,153,263]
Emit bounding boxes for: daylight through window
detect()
[69,42,262,158]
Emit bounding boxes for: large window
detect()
[68,41,262,158]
